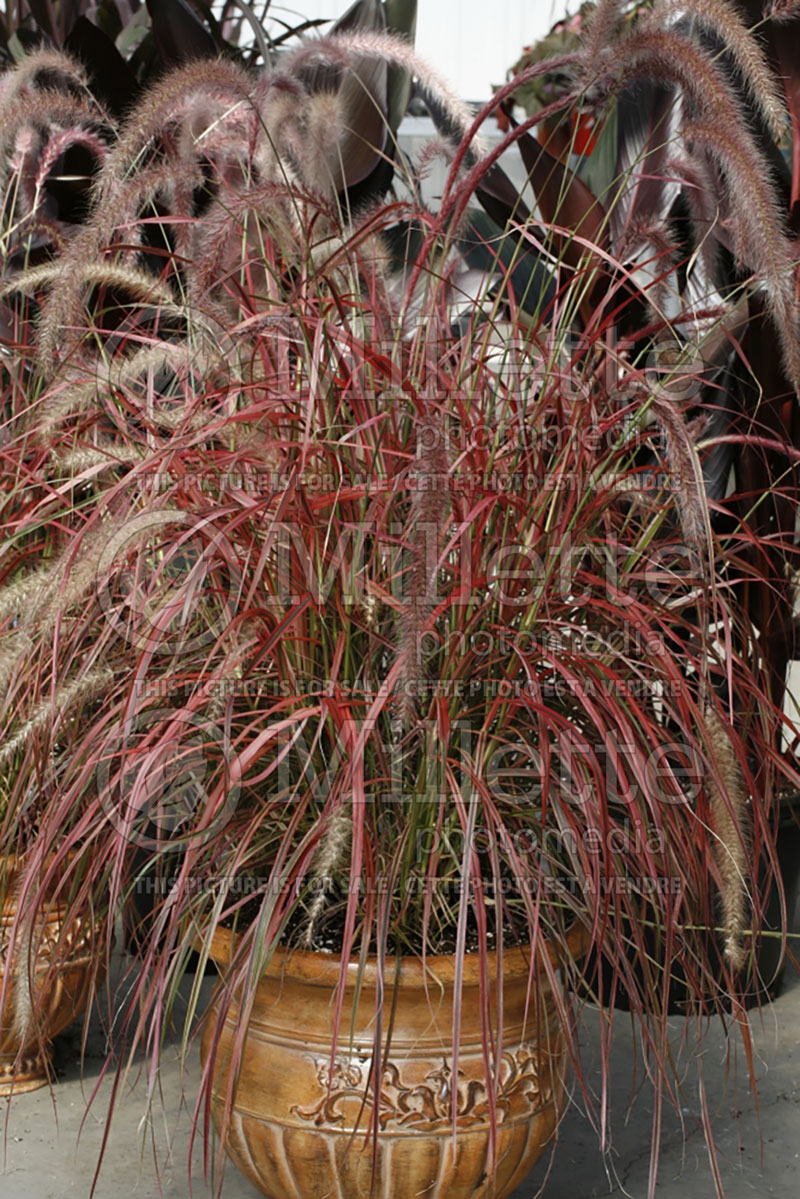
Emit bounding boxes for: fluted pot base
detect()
[1,856,102,1097]
[201,926,584,1199]
[0,1048,50,1095]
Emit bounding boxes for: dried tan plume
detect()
[0,667,116,770]
[303,805,352,948]
[0,525,111,698]
[705,707,750,971]
[48,445,140,477]
[1,259,175,306]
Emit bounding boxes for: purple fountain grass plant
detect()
[26,28,480,378]
[0,55,110,212]
[0,49,113,360]
[581,7,800,382]
[1,5,799,1197]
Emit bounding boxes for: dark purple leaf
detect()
[608,80,679,258]
[511,120,609,275]
[474,162,534,234]
[65,17,140,118]
[335,58,389,188]
[298,0,389,192]
[27,0,56,42]
[332,0,385,36]
[145,0,217,65]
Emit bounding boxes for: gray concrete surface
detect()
[1,952,798,1198]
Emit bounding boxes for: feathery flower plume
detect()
[1,260,175,307]
[48,445,140,477]
[14,259,184,379]
[303,805,352,948]
[32,374,106,440]
[0,50,91,99]
[582,0,629,65]
[394,410,451,729]
[0,525,112,699]
[0,91,107,192]
[253,69,348,201]
[0,668,116,770]
[0,53,111,267]
[596,24,800,389]
[33,126,108,194]
[33,60,254,375]
[101,59,253,192]
[0,48,98,138]
[651,388,709,553]
[31,339,226,449]
[11,915,37,1047]
[646,0,788,142]
[687,116,800,387]
[275,30,485,167]
[767,0,800,22]
[705,707,750,971]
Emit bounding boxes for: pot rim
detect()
[1,849,90,920]
[202,921,588,988]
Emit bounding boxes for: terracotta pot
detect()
[201,924,585,1199]
[0,857,101,1095]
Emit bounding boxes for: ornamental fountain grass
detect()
[0,1,798,1195]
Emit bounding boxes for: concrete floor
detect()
[1,952,798,1199]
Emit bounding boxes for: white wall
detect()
[255,1,573,100]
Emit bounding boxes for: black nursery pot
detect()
[750,793,800,998]
[582,794,800,1014]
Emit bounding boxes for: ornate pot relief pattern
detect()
[1,861,102,1095]
[201,926,584,1199]
[291,1048,553,1132]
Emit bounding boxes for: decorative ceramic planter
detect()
[201,924,586,1199]
[0,858,100,1095]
